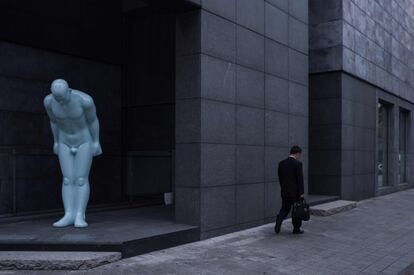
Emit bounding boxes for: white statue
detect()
[44,79,102,228]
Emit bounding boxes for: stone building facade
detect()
[0,0,309,239]
[309,0,414,200]
[1,0,413,241]
[175,0,309,238]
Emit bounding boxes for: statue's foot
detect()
[53,214,74,227]
[74,214,88,228]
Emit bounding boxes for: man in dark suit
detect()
[275,146,305,235]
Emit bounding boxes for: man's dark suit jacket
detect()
[278,157,304,199]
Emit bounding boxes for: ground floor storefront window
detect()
[377,102,389,187]
[399,109,409,183]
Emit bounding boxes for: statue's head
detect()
[51,79,70,103]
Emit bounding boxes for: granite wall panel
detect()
[176,1,309,237]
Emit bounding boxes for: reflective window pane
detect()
[399,110,408,183]
[377,102,388,187]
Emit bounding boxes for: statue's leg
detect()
[53,144,75,227]
[73,143,93,228]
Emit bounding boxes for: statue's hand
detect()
[92,142,102,156]
[53,142,59,155]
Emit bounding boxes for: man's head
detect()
[290,146,302,159]
[51,79,70,104]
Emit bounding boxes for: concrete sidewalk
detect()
[4,189,414,275]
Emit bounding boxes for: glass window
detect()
[377,102,389,187]
[399,110,409,183]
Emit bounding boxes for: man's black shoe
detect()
[292,229,304,235]
[274,220,282,234]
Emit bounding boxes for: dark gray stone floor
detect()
[0,206,199,258]
[3,189,414,274]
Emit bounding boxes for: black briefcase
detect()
[292,198,310,221]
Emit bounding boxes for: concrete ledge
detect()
[307,195,340,206]
[0,206,200,259]
[0,251,121,270]
[310,200,357,216]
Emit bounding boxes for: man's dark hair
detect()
[290,146,302,155]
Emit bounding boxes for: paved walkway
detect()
[4,189,414,275]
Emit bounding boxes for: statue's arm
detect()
[50,122,59,144]
[83,96,102,156]
[44,96,59,154]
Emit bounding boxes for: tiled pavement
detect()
[4,189,414,275]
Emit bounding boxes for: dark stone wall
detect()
[124,8,176,196]
[0,0,122,64]
[0,0,123,215]
[175,0,309,238]
[310,0,414,103]
[310,72,414,201]
[309,72,377,200]
[309,0,342,73]
[340,73,376,200]
[341,0,414,103]
[309,72,342,197]
[309,0,414,200]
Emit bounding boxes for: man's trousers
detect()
[276,196,302,231]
